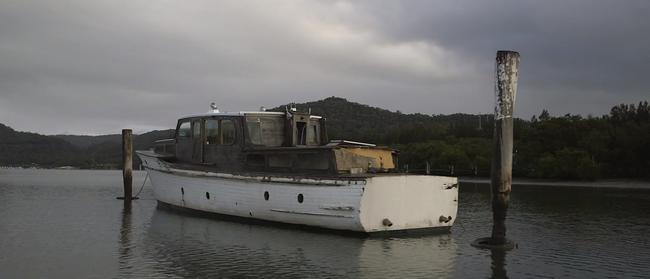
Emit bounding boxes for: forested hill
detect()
[0,123,80,167]
[271,97,494,143]
[1,97,649,179]
[54,134,122,149]
[0,124,173,169]
[275,97,650,180]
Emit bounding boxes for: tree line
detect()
[2,97,648,180]
[396,102,650,180]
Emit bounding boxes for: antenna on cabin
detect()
[210,102,220,113]
[290,103,297,112]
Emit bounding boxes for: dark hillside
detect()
[0,124,174,169]
[0,124,82,167]
[82,129,174,168]
[272,97,492,144]
[54,134,121,149]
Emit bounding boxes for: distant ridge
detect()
[0,123,79,167]
[54,134,122,149]
[272,96,493,143]
[0,123,173,168]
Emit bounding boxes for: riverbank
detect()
[459,177,650,189]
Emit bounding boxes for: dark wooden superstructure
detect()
[153,108,397,175]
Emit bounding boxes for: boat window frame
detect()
[200,116,237,146]
[220,118,236,145]
[245,115,284,147]
[177,120,192,138]
[192,120,202,139]
[246,118,263,145]
[204,118,220,145]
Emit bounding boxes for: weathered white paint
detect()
[359,175,458,232]
[137,150,458,233]
[494,51,520,120]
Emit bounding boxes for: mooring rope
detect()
[133,172,149,198]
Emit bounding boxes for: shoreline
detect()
[459,177,650,189]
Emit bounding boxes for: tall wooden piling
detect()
[473,50,520,249]
[122,129,133,202]
[491,50,519,245]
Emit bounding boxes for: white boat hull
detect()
[138,151,458,233]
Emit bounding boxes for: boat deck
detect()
[136,150,444,180]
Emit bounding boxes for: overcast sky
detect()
[1,0,649,135]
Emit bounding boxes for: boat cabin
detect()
[155,107,396,175]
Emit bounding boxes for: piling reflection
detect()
[490,249,508,279]
[118,202,133,276]
[143,205,459,278]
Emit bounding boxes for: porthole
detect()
[264,191,269,201]
[297,193,304,203]
[206,192,210,200]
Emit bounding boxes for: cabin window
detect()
[245,116,284,147]
[221,119,236,145]
[178,121,191,138]
[205,119,219,145]
[192,120,202,138]
[247,120,262,145]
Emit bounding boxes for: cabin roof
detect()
[179,111,322,120]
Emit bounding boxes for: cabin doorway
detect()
[296,121,307,145]
[191,120,203,163]
[202,118,240,168]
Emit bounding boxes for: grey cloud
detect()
[350,0,650,114]
[0,0,648,134]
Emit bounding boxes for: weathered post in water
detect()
[473,50,520,250]
[122,129,133,202]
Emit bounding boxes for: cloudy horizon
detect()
[1,0,648,135]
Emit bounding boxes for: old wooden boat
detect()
[136,104,458,233]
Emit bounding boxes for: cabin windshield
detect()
[178,121,191,138]
[245,116,284,147]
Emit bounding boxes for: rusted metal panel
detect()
[333,148,395,173]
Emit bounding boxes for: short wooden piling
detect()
[472,50,520,250]
[122,129,133,202]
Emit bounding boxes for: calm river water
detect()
[1,169,649,278]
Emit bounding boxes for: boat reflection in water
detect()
[143,205,460,278]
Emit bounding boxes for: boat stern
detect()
[358,175,458,233]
